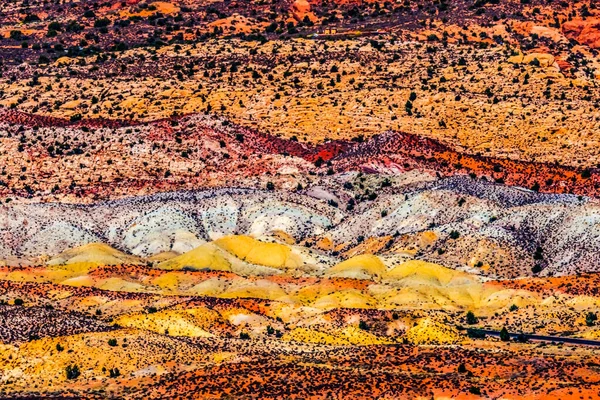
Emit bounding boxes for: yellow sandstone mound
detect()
[339,326,392,345]
[0,330,208,388]
[96,277,146,292]
[54,57,76,66]
[405,318,461,345]
[313,289,378,309]
[157,244,231,271]
[220,279,290,301]
[508,52,555,67]
[47,243,144,271]
[327,254,386,279]
[214,235,301,269]
[148,251,179,262]
[282,326,390,346]
[385,260,471,285]
[113,308,221,337]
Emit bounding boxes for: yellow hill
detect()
[47,243,144,271]
[327,254,386,279]
[385,260,469,285]
[157,244,231,272]
[282,326,391,346]
[220,279,290,301]
[113,308,221,337]
[150,272,206,292]
[339,326,392,345]
[148,251,179,262]
[0,330,208,389]
[214,235,301,269]
[313,289,378,309]
[96,277,147,292]
[404,318,461,345]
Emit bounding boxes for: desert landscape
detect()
[3,0,600,399]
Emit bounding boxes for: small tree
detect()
[586,312,598,327]
[466,311,478,325]
[499,327,510,342]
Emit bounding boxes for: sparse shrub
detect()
[65,365,80,380]
[533,246,543,260]
[48,21,62,31]
[466,311,478,325]
[23,14,40,23]
[108,339,118,347]
[468,386,481,395]
[586,312,598,327]
[499,327,510,341]
[94,18,111,28]
[9,30,22,40]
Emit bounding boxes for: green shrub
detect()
[466,311,478,325]
[66,365,80,380]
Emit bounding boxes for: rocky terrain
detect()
[3,0,600,399]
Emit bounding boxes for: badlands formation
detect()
[3,0,600,399]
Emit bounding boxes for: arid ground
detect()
[3,0,600,399]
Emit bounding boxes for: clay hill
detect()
[2,108,600,202]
